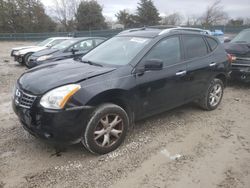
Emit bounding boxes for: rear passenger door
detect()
[181,34,212,100]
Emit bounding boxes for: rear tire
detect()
[198,78,224,111]
[82,103,129,155]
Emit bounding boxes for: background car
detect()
[224,28,250,82]
[27,37,106,68]
[11,37,71,66]
[13,28,230,154]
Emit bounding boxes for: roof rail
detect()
[119,27,147,34]
[158,27,181,35]
[119,26,165,34]
[159,27,211,35]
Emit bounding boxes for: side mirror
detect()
[71,48,79,54]
[224,38,231,43]
[144,59,163,71]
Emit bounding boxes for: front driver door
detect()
[134,36,188,118]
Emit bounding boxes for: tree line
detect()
[0,0,249,33]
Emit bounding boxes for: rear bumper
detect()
[230,62,250,82]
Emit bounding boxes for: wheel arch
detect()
[215,73,227,87]
[86,89,135,125]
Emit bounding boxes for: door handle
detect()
[209,62,216,67]
[176,70,187,76]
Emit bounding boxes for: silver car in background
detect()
[11,37,71,66]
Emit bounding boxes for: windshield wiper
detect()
[81,60,103,67]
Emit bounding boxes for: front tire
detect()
[82,103,129,155]
[198,78,224,111]
[24,53,33,68]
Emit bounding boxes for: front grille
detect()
[15,89,36,109]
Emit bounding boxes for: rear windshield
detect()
[37,38,53,47]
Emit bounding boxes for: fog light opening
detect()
[44,132,52,139]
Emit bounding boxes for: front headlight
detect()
[40,84,81,109]
[37,55,52,62]
[13,51,20,56]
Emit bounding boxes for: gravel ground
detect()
[0,41,250,188]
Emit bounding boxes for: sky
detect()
[42,0,250,21]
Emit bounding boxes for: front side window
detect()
[73,40,94,51]
[82,36,151,66]
[143,37,181,67]
[183,35,208,59]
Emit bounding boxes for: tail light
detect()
[227,54,236,64]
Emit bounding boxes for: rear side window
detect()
[182,35,208,59]
[206,37,218,51]
[144,37,181,66]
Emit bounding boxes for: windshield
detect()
[37,38,54,47]
[52,39,78,50]
[82,36,151,66]
[231,30,250,43]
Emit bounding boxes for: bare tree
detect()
[161,12,183,26]
[186,15,201,26]
[52,0,81,31]
[244,18,250,26]
[200,0,228,27]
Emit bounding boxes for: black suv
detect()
[13,28,230,154]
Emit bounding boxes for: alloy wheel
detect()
[93,114,124,147]
[209,83,222,107]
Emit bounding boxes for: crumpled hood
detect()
[19,46,47,55]
[224,42,250,57]
[18,60,116,95]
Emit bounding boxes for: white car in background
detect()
[11,37,71,66]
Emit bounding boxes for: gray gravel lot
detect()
[0,41,250,188]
